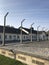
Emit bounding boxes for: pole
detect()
[31,23,34,42]
[45,28,48,40]
[42,27,45,41]
[21,19,25,43]
[2,12,9,46]
[37,25,40,41]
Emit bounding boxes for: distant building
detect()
[46,31,49,40]
[38,31,47,41]
[0,25,47,44]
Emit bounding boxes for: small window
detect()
[13,35,16,40]
[26,36,28,39]
[9,35,12,39]
[23,36,25,39]
[5,35,7,39]
[17,35,19,39]
[0,35,1,39]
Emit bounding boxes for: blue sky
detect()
[0,0,49,31]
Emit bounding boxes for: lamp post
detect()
[21,19,25,43]
[37,25,40,41]
[30,23,34,42]
[2,12,9,46]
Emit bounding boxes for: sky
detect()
[0,0,49,31]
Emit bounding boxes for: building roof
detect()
[0,25,46,35]
[0,26,27,34]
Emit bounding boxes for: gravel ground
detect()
[0,40,49,60]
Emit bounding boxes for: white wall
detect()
[0,32,45,42]
[39,32,47,41]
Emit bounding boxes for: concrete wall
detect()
[0,48,49,65]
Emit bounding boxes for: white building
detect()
[0,25,47,44]
[46,31,49,40]
[38,31,47,41]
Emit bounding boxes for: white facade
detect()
[0,33,37,43]
[0,26,47,43]
[39,32,47,41]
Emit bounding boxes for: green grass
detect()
[0,55,27,65]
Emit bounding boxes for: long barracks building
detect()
[0,25,48,44]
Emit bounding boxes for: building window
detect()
[13,35,16,40]
[9,35,12,39]
[5,35,7,39]
[17,35,19,39]
[32,36,36,39]
[26,36,28,39]
[0,35,1,39]
[18,56,26,61]
[23,36,25,39]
